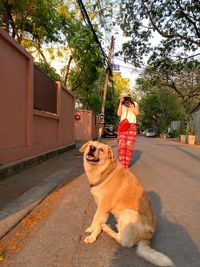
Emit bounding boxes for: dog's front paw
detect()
[85,226,93,233]
[83,235,96,244]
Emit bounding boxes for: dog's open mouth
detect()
[86,153,99,163]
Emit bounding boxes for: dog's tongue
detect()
[87,154,95,160]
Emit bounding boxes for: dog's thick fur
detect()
[80,141,174,267]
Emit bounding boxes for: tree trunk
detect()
[64,55,73,86]
[34,43,48,65]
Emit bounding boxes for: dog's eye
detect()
[99,148,104,152]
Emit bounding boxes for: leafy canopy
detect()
[0,0,63,44]
[139,59,200,114]
[137,76,186,132]
[119,0,200,67]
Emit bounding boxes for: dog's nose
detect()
[89,145,96,152]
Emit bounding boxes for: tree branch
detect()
[176,0,200,38]
[64,55,73,86]
[174,52,200,60]
[34,43,48,64]
[191,101,200,113]
[141,0,200,47]
[2,0,17,38]
[70,65,85,91]
[71,80,84,92]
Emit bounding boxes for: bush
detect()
[170,129,180,138]
[34,61,62,82]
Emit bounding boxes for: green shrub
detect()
[34,62,62,82]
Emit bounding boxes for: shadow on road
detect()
[107,191,200,267]
[130,149,143,167]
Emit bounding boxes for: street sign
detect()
[99,113,105,124]
[75,114,81,120]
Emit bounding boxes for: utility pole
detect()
[98,36,115,140]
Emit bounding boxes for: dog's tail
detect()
[137,240,174,267]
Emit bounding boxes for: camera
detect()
[124,96,131,102]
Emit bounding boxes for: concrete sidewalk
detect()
[0,138,120,267]
[0,172,120,267]
[0,142,85,239]
[0,138,117,240]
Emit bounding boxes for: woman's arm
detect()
[130,103,140,116]
[117,96,124,116]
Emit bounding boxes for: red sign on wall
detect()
[75,114,81,120]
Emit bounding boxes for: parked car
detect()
[144,128,158,137]
[103,124,117,137]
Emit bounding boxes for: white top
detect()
[120,102,138,123]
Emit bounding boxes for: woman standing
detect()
[117,90,139,168]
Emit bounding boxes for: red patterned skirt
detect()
[117,123,137,168]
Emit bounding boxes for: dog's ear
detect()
[79,141,91,153]
[108,146,114,161]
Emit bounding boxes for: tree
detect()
[118,0,200,67]
[138,59,200,114]
[58,1,118,116]
[137,81,185,132]
[0,0,63,63]
[62,17,104,107]
[112,72,130,95]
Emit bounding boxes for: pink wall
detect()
[0,29,75,166]
[59,83,75,146]
[75,109,98,141]
[0,29,33,150]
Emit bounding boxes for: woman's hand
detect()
[130,103,139,115]
[119,96,124,104]
[117,96,124,116]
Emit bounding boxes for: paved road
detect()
[1,136,200,267]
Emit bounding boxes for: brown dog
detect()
[80,141,174,267]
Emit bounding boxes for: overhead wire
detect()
[76,0,109,66]
[76,1,142,80]
[76,0,116,111]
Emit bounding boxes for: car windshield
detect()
[105,125,115,128]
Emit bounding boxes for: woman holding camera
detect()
[117,90,139,168]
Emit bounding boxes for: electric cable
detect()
[76,0,108,66]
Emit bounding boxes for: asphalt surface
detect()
[0,136,199,267]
